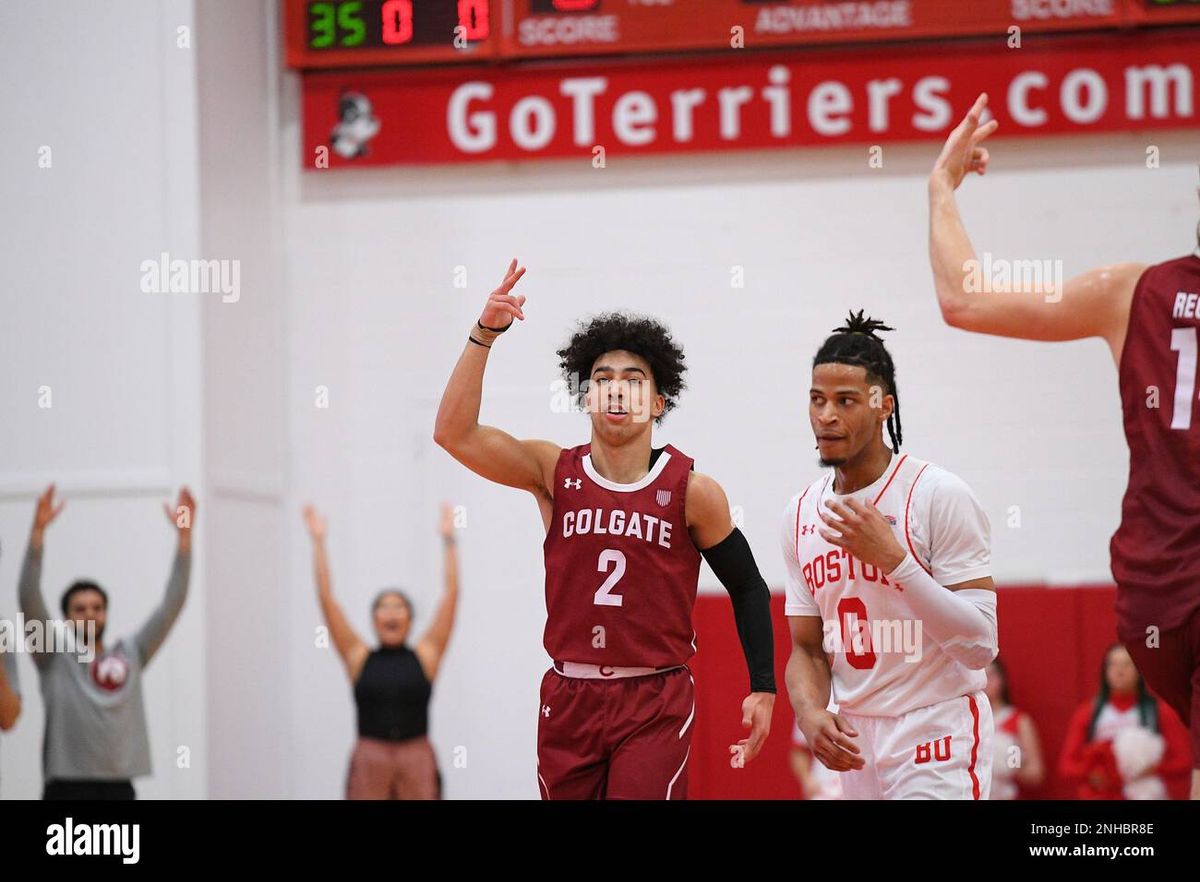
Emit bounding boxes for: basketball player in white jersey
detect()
[783,312,999,799]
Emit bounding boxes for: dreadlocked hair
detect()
[813,309,902,453]
[557,312,686,424]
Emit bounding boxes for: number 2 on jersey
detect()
[593,549,626,607]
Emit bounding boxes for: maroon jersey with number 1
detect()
[1112,250,1200,631]
[542,442,702,669]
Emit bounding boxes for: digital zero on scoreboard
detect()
[284,0,496,67]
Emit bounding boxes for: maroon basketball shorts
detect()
[1119,603,1200,768]
[536,664,695,799]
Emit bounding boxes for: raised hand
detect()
[31,484,65,543]
[438,502,456,542]
[478,259,527,331]
[930,92,998,193]
[164,487,197,546]
[303,505,328,542]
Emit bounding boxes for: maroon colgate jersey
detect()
[543,443,702,668]
[1111,249,1200,631]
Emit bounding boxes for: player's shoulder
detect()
[905,457,975,498]
[685,468,722,500]
[1143,251,1196,277]
[905,459,988,527]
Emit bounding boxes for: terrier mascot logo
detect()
[330,91,381,160]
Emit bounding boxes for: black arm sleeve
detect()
[700,528,776,694]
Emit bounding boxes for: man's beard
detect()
[818,455,846,468]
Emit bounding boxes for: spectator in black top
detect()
[303,503,460,800]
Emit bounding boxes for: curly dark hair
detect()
[557,312,687,423]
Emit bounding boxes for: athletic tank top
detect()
[542,443,702,668]
[1111,249,1200,631]
[354,645,431,741]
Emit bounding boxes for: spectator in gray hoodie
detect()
[20,484,193,800]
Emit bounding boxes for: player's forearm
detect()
[785,646,831,723]
[433,341,490,451]
[888,555,997,669]
[928,183,980,327]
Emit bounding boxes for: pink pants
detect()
[345,735,440,800]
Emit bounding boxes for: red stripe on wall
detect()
[688,583,1190,799]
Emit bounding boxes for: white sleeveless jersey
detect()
[781,453,992,717]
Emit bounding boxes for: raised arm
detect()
[928,92,1142,363]
[432,260,561,502]
[20,485,64,669]
[134,487,195,667]
[414,503,460,682]
[303,505,369,682]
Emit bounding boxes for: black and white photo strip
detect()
[1,0,1198,868]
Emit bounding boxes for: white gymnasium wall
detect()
[194,0,293,798]
[0,0,205,798]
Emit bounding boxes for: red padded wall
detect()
[688,584,1189,799]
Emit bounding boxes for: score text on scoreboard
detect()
[284,0,494,67]
[285,0,1200,69]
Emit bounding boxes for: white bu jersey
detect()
[782,453,992,717]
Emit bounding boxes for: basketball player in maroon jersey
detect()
[929,93,1200,798]
[434,260,777,799]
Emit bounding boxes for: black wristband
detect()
[467,335,491,348]
[477,319,510,334]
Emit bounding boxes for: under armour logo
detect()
[541,705,551,717]
[800,524,816,535]
[564,478,581,490]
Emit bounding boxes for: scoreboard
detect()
[284,0,495,66]
[285,0,1200,68]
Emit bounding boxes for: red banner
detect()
[303,30,1200,167]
